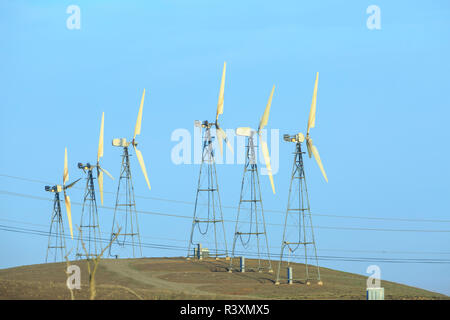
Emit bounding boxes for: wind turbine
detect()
[76,112,114,259]
[45,148,80,262]
[229,85,276,273]
[187,62,233,260]
[275,72,327,285]
[109,89,151,258]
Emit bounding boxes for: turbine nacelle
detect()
[77,162,95,171]
[194,120,217,129]
[45,185,62,193]
[236,127,255,137]
[283,133,305,143]
[112,138,131,148]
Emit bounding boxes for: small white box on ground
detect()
[366,287,384,300]
[201,248,209,258]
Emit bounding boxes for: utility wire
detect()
[1,189,450,233]
[2,173,450,224]
[3,216,450,256]
[2,223,450,264]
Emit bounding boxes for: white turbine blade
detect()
[98,112,104,162]
[134,89,145,140]
[306,137,313,158]
[64,178,81,190]
[311,144,328,183]
[258,85,275,132]
[99,166,114,180]
[64,192,74,239]
[217,130,224,157]
[63,147,69,185]
[259,136,276,194]
[307,72,319,135]
[134,145,151,190]
[217,127,233,156]
[98,169,104,206]
[216,62,226,122]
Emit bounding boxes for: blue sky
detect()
[1,0,449,296]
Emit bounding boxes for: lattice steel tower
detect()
[187,122,229,259]
[187,62,231,260]
[108,146,142,258]
[275,72,328,285]
[76,112,114,259]
[108,89,151,258]
[76,165,102,259]
[45,188,67,262]
[275,141,321,284]
[229,85,276,273]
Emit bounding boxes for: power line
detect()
[1,189,450,233]
[1,223,450,264]
[2,173,450,224]
[2,216,450,257]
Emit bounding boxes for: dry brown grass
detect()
[0,257,447,300]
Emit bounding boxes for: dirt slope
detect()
[0,257,447,300]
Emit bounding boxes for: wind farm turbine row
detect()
[44,62,328,285]
[186,63,328,284]
[45,90,151,261]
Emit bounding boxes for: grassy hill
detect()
[0,257,447,300]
